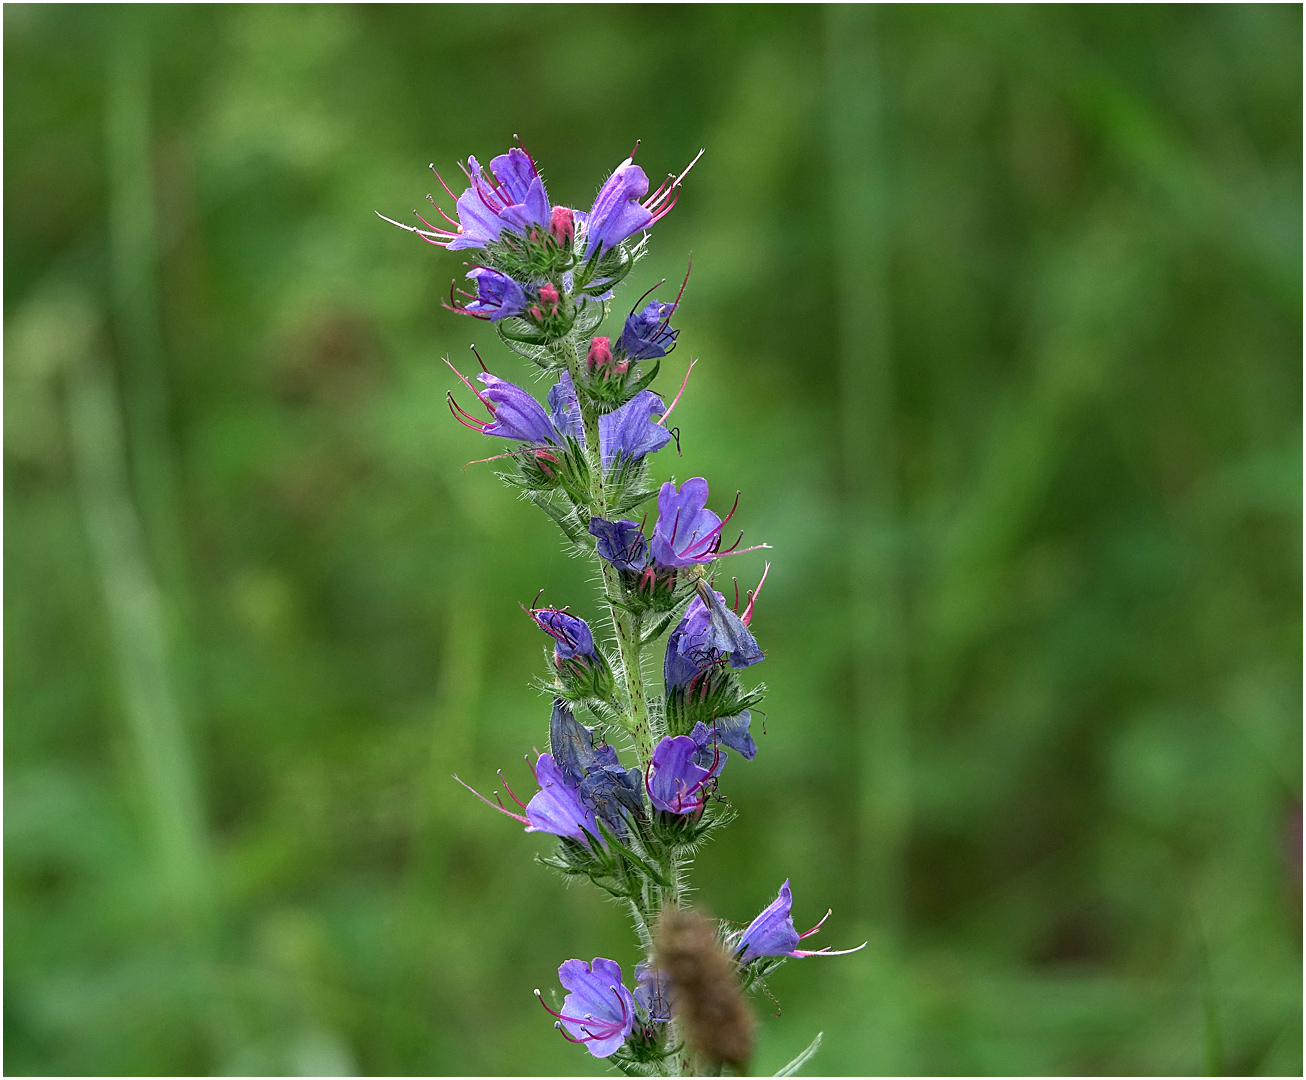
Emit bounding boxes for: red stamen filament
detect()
[657,358,697,427]
[741,561,771,626]
[453,773,529,826]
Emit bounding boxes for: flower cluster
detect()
[390,141,860,1075]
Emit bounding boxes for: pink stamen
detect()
[443,356,482,397]
[448,393,488,433]
[498,769,528,810]
[656,358,697,427]
[413,210,441,234]
[429,164,463,205]
[425,193,463,230]
[461,447,543,472]
[454,773,530,826]
[798,909,832,939]
[716,531,744,557]
[741,561,771,627]
[791,942,869,958]
[534,988,629,1040]
[681,491,739,558]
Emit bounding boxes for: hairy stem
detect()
[552,334,656,766]
[552,330,682,1074]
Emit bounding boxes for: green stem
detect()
[551,331,679,1073]
[552,336,656,767]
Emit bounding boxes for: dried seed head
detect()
[654,906,754,1069]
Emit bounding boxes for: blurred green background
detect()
[4,4,1301,1075]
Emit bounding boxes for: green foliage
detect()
[4,4,1300,1076]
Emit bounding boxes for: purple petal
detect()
[599,391,671,469]
[488,148,537,205]
[557,958,636,1058]
[476,372,557,443]
[525,754,600,843]
[585,158,652,257]
[737,879,800,961]
[647,734,724,815]
[589,517,650,573]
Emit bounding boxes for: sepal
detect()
[496,435,590,504]
[545,648,618,708]
[665,668,766,739]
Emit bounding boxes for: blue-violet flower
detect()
[538,958,637,1058]
[456,751,603,846]
[530,607,597,662]
[618,300,679,361]
[733,879,867,962]
[548,373,672,469]
[650,478,735,568]
[633,961,670,1024]
[582,149,702,259]
[645,734,724,816]
[588,517,651,574]
[460,267,531,321]
[549,700,642,834]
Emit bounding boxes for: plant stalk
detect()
[552,335,656,767]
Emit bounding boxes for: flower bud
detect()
[538,282,560,315]
[587,336,613,373]
[549,205,575,246]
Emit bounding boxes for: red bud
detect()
[549,206,575,245]
[538,283,560,314]
[588,336,612,372]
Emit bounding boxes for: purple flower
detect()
[549,700,642,834]
[602,391,673,468]
[582,158,653,258]
[460,267,531,321]
[530,607,597,661]
[478,372,559,443]
[582,148,701,259]
[688,716,757,764]
[664,586,764,695]
[633,961,670,1023]
[456,752,603,846]
[546,374,584,443]
[618,301,680,361]
[523,754,603,843]
[447,367,560,447]
[649,478,732,568]
[547,373,671,469]
[588,517,651,573]
[734,880,867,963]
[645,734,724,816]
[538,958,637,1058]
[407,147,551,252]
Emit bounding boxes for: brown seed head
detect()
[654,906,755,1069]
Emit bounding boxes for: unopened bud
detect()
[549,206,575,246]
[538,282,560,315]
[587,336,612,373]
